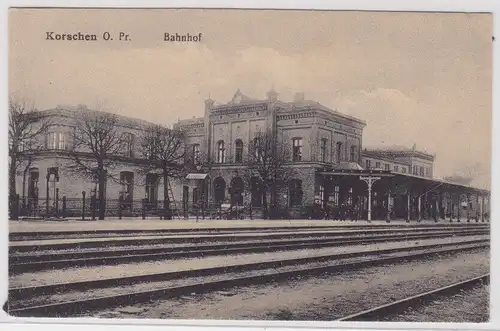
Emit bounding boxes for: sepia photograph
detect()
[5,7,492,323]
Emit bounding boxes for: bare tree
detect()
[8,97,50,220]
[138,124,186,220]
[242,129,296,219]
[65,108,123,220]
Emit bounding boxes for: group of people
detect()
[324,202,360,221]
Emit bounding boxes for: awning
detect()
[186,173,208,180]
[318,169,393,177]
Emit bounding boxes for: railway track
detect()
[9,225,490,252]
[10,223,489,241]
[337,274,490,321]
[7,239,489,317]
[9,230,489,273]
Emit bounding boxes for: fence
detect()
[9,193,260,220]
[9,193,183,220]
[11,194,486,221]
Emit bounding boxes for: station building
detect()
[13,105,176,216]
[14,90,490,221]
[175,89,490,221]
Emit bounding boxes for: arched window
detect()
[234,139,243,163]
[350,145,356,162]
[217,140,225,163]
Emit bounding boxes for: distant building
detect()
[362,144,434,178]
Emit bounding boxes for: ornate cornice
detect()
[178,122,205,131]
[276,112,316,121]
[211,103,268,114]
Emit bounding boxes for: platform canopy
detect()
[186,173,208,180]
[318,169,394,177]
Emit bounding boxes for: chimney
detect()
[293,92,305,102]
[204,97,215,114]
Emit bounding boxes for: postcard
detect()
[5,7,492,325]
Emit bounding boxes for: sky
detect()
[8,9,493,189]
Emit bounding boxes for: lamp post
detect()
[360,175,381,222]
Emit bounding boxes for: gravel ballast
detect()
[89,249,489,321]
[9,235,488,288]
[386,284,489,322]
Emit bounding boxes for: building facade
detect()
[13,91,490,221]
[175,89,490,221]
[14,105,181,217]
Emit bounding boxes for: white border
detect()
[2,1,499,331]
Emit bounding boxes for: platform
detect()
[8,218,487,234]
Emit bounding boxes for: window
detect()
[333,185,340,205]
[145,174,159,204]
[375,161,381,169]
[292,138,303,161]
[350,145,356,162]
[320,138,327,162]
[413,165,418,175]
[385,164,390,171]
[365,160,371,169]
[420,166,424,177]
[122,133,135,157]
[234,140,243,163]
[402,167,407,173]
[394,165,399,172]
[426,168,430,177]
[253,137,262,160]
[408,165,412,173]
[192,144,200,164]
[336,142,343,162]
[214,177,226,203]
[319,185,325,207]
[57,133,67,150]
[27,168,40,201]
[119,171,134,201]
[217,140,225,163]
[251,177,263,207]
[46,132,68,150]
[289,179,303,206]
